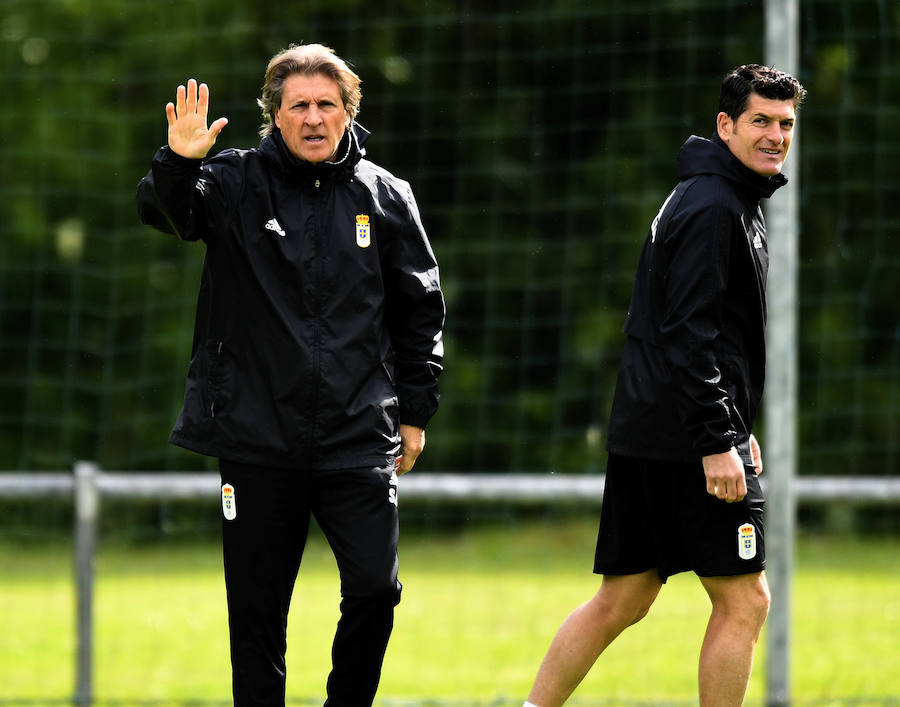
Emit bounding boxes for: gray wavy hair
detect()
[257,43,362,138]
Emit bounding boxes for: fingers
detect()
[739,475,748,499]
[710,479,729,501]
[703,448,748,503]
[395,445,421,475]
[170,79,207,120]
[749,434,763,474]
[396,425,425,476]
[397,449,421,475]
[711,473,747,502]
[165,79,227,158]
[208,116,229,140]
[713,475,747,503]
[197,80,210,118]
[711,481,745,503]
[186,78,198,114]
[732,474,748,502]
[175,81,187,119]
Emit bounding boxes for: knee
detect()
[628,602,653,626]
[750,579,771,624]
[590,587,656,629]
[740,574,771,624]
[378,579,403,608]
[593,571,662,628]
[737,590,770,638]
[342,577,402,609]
[614,595,656,628]
[709,575,771,632]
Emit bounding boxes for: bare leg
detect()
[698,572,771,707]
[527,570,663,707]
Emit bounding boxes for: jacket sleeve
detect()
[658,195,738,456]
[135,146,231,241]
[381,183,445,429]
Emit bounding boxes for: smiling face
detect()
[273,72,350,163]
[716,93,797,177]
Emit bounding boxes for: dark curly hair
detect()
[719,64,806,120]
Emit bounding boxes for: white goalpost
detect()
[765,0,800,703]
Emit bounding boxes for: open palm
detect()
[166,78,228,159]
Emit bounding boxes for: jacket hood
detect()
[678,133,787,200]
[260,121,370,181]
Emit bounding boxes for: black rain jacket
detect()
[136,123,445,469]
[606,134,786,464]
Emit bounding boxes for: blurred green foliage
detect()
[0,0,897,475]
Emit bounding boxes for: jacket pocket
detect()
[205,340,233,419]
[381,358,396,386]
[722,359,751,433]
[743,465,765,511]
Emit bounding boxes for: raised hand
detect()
[165,78,228,159]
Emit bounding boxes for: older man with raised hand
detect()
[137,43,445,707]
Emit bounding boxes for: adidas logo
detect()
[264,218,286,237]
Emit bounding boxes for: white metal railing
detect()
[5,467,900,501]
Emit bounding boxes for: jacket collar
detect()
[260,122,369,182]
[678,133,788,200]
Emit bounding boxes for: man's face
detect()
[274,73,350,163]
[717,93,796,177]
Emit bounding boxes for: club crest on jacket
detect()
[356,214,371,248]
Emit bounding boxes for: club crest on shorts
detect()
[356,214,371,248]
[222,483,237,521]
[737,522,756,560]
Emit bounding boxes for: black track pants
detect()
[218,460,401,707]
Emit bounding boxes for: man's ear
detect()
[272,108,281,129]
[716,111,732,143]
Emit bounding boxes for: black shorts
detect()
[593,453,765,582]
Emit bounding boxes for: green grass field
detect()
[2,514,898,706]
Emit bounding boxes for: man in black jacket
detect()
[524,65,805,707]
[137,44,444,707]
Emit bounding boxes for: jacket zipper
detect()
[308,179,323,457]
